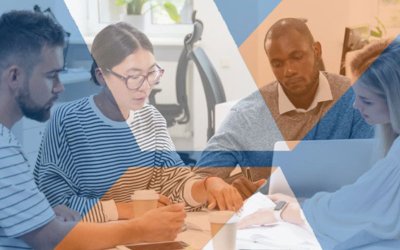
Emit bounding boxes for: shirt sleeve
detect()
[302,139,400,249]
[149,113,204,210]
[152,136,204,210]
[0,146,55,238]
[34,109,109,223]
[194,103,276,183]
[194,107,247,179]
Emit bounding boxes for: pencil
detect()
[246,167,253,182]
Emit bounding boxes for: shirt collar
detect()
[277,71,333,115]
[0,123,19,146]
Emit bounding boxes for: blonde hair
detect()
[347,37,400,157]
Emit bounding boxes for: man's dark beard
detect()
[16,84,50,122]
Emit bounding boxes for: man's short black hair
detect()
[264,18,315,53]
[0,10,65,74]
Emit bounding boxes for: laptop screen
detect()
[268,139,375,198]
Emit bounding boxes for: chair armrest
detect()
[149,88,162,105]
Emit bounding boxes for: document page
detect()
[236,192,322,250]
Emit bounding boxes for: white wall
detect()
[192,0,258,149]
[53,0,86,42]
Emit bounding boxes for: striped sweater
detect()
[34,96,201,222]
[0,124,54,249]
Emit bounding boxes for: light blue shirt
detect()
[303,136,400,249]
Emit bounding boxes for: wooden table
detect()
[114,209,321,249]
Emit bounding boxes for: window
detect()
[151,0,193,24]
[84,0,193,36]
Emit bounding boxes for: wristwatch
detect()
[273,200,288,222]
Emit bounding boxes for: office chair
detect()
[339,26,369,75]
[149,13,226,141]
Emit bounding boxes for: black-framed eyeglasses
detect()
[105,65,164,90]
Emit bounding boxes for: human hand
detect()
[116,201,135,220]
[137,203,186,242]
[238,193,304,229]
[232,177,266,199]
[158,194,172,207]
[205,177,243,211]
[53,205,81,222]
[238,207,276,229]
[269,193,304,225]
[268,193,297,203]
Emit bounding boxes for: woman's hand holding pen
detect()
[137,203,186,242]
[116,193,171,219]
[158,194,172,207]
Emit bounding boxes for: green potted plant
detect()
[370,17,387,38]
[115,0,181,24]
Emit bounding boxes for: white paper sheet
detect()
[235,192,322,250]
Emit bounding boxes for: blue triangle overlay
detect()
[214,0,281,47]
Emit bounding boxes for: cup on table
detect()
[131,190,159,217]
[209,211,239,250]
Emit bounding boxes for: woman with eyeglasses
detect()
[34,22,243,228]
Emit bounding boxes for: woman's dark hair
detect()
[90,22,154,85]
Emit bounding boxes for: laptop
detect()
[268,139,376,198]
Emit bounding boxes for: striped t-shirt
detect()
[0,124,55,249]
[34,96,202,222]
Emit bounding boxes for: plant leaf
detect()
[125,0,147,15]
[163,2,181,23]
[370,27,382,37]
[375,16,387,35]
[115,0,126,6]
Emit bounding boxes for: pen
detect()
[246,167,253,182]
[158,200,169,206]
